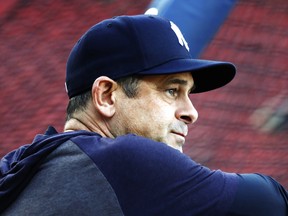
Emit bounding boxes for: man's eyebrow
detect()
[165,78,195,92]
[166,78,188,85]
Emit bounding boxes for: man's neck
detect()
[64,118,91,132]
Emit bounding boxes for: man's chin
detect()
[167,135,185,152]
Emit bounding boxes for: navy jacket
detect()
[1,126,287,215]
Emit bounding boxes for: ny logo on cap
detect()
[170,21,189,52]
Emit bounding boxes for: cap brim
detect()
[138,58,236,93]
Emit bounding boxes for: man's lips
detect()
[171,124,188,139]
[171,131,186,138]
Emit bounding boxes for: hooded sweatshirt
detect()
[0,126,287,215]
[0,126,95,213]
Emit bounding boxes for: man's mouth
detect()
[172,131,185,138]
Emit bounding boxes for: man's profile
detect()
[0,15,287,215]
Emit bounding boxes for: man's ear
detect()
[91,76,118,118]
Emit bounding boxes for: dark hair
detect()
[66,75,141,121]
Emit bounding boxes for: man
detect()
[0,15,287,215]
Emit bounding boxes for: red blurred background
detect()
[0,0,287,187]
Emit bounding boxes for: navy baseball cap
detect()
[66,15,236,99]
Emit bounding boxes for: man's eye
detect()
[167,88,177,97]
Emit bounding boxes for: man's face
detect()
[111,72,198,152]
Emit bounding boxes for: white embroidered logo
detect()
[170,21,189,51]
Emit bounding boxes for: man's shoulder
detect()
[69,133,240,215]
[2,139,125,216]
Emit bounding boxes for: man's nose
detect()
[176,98,198,124]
